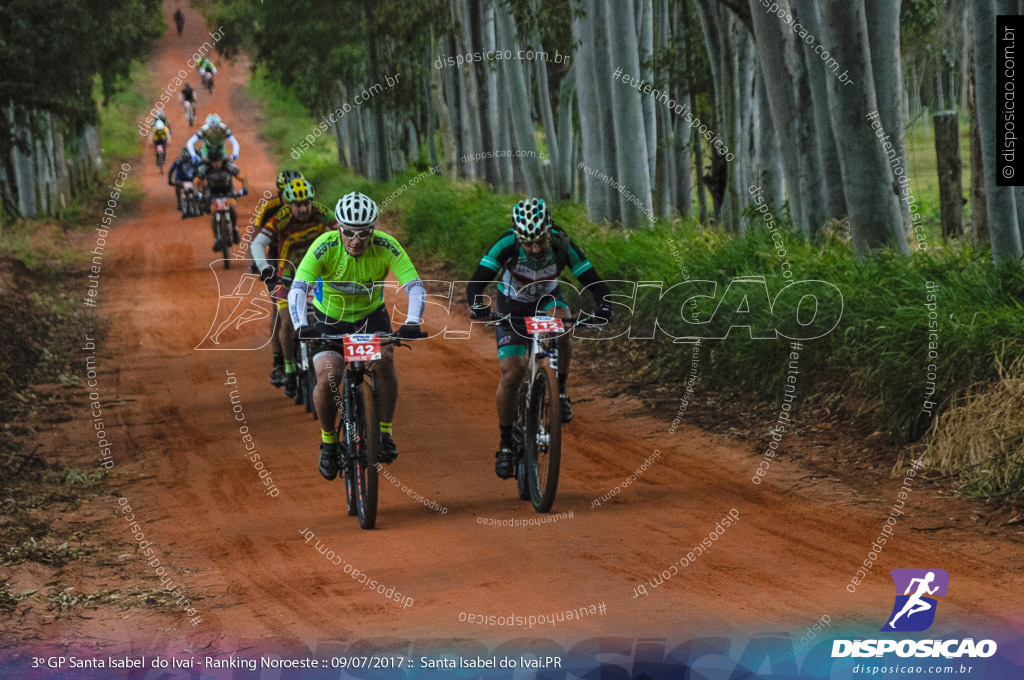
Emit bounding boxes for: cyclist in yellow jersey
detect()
[252,178,333,398]
[250,170,304,388]
[288,192,426,480]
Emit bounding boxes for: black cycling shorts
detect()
[309,305,391,358]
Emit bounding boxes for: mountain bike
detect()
[180,181,201,219]
[155,143,166,168]
[202,71,214,94]
[291,291,318,418]
[184,100,196,127]
[300,330,422,529]
[209,190,244,269]
[489,314,601,512]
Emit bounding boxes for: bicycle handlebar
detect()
[297,328,427,343]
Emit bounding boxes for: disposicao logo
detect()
[832,568,998,659]
[881,568,949,632]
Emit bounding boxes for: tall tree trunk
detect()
[556,68,576,200]
[791,0,847,222]
[429,30,458,179]
[754,69,785,211]
[454,0,484,180]
[866,0,911,231]
[746,0,810,237]
[639,0,657,183]
[966,11,987,245]
[818,0,910,256]
[973,0,1021,262]
[933,110,965,239]
[573,1,613,221]
[605,0,654,226]
[423,50,439,171]
[481,0,503,188]
[692,92,708,224]
[533,46,561,196]
[673,0,693,218]
[495,1,551,197]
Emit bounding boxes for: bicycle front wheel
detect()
[525,367,561,513]
[349,374,379,529]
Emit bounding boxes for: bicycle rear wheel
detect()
[525,366,561,513]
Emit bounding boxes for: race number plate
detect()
[212,197,230,211]
[525,316,564,334]
[343,334,382,362]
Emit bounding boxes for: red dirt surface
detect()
[4,1,1023,661]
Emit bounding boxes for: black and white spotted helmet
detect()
[512,197,551,242]
[334,192,379,227]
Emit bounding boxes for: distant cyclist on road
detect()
[251,170,304,388]
[174,9,185,36]
[198,57,217,91]
[196,148,247,249]
[465,198,613,479]
[179,82,197,121]
[187,113,239,162]
[167,148,198,212]
[288,192,426,480]
[251,177,333,398]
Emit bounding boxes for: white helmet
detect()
[154,120,165,130]
[205,113,221,127]
[334,192,378,228]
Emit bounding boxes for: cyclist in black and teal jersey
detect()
[288,192,426,481]
[465,197,613,479]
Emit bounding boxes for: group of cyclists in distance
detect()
[246,170,615,484]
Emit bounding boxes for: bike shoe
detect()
[494,447,514,479]
[559,393,574,423]
[319,442,339,481]
[283,374,297,398]
[211,239,222,252]
[378,433,398,464]
[270,365,286,387]
[232,227,241,245]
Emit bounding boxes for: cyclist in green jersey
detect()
[288,192,426,480]
[466,198,613,479]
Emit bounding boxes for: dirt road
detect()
[6,1,1024,660]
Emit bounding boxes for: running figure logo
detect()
[196,264,275,350]
[880,568,950,632]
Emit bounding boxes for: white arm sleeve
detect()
[288,281,311,330]
[251,232,271,269]
[227,134,239,157]
[402,279,426,325]
[186,131,201,157]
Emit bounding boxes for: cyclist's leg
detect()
[277,299,298,394]
[497,353,527,427]
[313,349,345,434]
[540,291,574,420]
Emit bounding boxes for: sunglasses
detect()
[340,226,374,240]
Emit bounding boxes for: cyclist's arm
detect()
[251,233,272,270]
[402,279,426,325]
[226,134,239,158]
[288,235,325,329]
[186,131,201,158]
[287,281,312,330]
[465,262,499,307]
[465,232,513,306]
